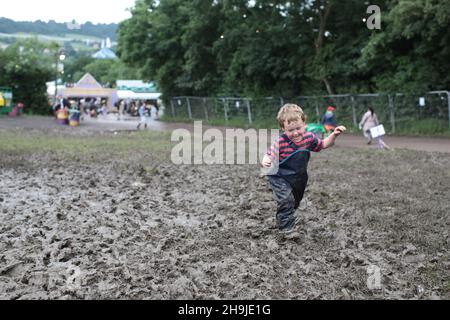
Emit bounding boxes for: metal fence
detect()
[169,91,450,133]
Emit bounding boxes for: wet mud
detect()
[0,128,449,300]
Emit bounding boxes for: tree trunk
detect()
[322,78,333,95]
[314,0,334,95]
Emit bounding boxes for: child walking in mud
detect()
[261,104,346,240]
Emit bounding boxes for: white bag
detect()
[370,124,385,138]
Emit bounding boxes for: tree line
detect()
[117,0,450,101]
[0,17,118,41]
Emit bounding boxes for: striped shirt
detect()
[266,132,324,161]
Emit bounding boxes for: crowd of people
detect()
[52,96,160,122]
[114,99,160,122]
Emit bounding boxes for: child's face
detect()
[283,119,306,142]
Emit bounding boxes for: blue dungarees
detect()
[267,133,311,231]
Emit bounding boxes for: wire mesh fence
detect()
[169,91,450,133]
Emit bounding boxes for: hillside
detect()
[0,18,120,53]
[0,17,118,40]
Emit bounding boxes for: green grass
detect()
[0,130,173,158]
[394,119,450,137]
[70,42,95,51]
[65,33,102,41]
[162,114,450,136]
[0,32,102,49]
[161,115,279,129]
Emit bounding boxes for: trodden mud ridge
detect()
[0,127,449,300]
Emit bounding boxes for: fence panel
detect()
[187,97,207,120]
[251,97,280,127]
[169,91,450,133]
[172,97,190,119]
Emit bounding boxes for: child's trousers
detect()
[267,175,305,231]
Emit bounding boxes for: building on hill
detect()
[92,37,117,59]
[92,47,117,59]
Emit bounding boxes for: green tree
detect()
[63,54,95,83]
[0,39,55,114]
[71,58,140,86]
[81,59,116,86]
[358,0,450,92]
[117,0,450,99]
[118,0,190,98]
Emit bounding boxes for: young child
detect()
[261,104,346,240]
[321,105,337,136]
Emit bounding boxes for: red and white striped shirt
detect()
[266,132,324,161]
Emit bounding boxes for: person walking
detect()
[359,106,390,149]
[359,107,379,145]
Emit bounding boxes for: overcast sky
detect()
[0,0,136,24]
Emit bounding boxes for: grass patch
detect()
[0,129,173,158]
[161,114,280,129]
[394,119,450,137]
[162,114,450,136]
[65,33,103,41]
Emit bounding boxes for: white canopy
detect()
[117,90,161,100]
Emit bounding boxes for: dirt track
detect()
[0,116,449,299]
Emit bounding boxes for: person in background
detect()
[118,100,125,120]
[359,106,391,149]
[321,106,337,136]
[359,106,379,145]
[154,100,160,119]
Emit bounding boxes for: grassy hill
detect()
[0,18,118,53]
[0,18,117,39]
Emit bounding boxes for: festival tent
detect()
[116,90,161,100]
[60,73,118,109]
[116,80,161,101]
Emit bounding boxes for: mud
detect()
[0,125,449,300]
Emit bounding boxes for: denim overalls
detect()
[267,134,311,231]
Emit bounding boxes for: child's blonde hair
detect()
[277,104,306,129]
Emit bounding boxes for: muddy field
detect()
[0,124,449,300]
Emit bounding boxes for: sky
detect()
[0,0,137,24]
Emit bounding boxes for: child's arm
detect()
[261,138,280,168]
[322,126,346,149]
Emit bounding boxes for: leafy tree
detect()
[79,59,139,86]
[358,0,450,92]
[63,55,95,83]
[117,0,450,98]
[118,0,190,98]
[0,39,55,114]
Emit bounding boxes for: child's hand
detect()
[333,126,346,136]
[261,155,272,168]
